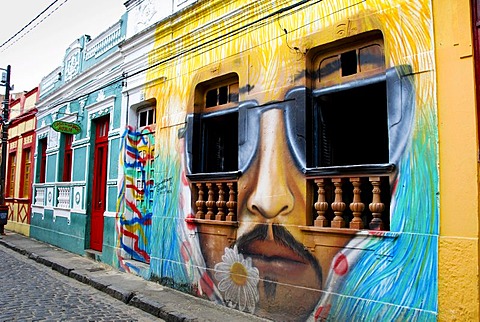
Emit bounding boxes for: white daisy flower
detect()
[214,245,260,313]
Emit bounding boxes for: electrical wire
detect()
[42,0,321,111]
[0,0,70,52]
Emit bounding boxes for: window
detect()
[311,82,388,167]
[309,37,388,168]
[197,113,238,172]
[132,99,156,210]
[21,148,31,198]
[306,34,411,231]
[192,73,239,173]
[205,82,239,108]
[138,106,156,128]
[38,138,47,183]
[135,146,155,210]
[316,42,385,87]
[62,134,73,181]
[7,152,16,197]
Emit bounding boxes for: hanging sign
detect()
[52,120,81,135]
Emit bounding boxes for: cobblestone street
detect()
[0,246,161,321]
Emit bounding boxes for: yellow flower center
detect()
[230,262,248,286]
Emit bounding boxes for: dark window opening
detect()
[147,109,154,125]
[310,81,389,167]
[341,50,357,76]
[206,89,218,108]
[62,134,73,182]
[38,138,47,183]
[139,112,147,127]
[218,86,228,105]
[194,112,238,173]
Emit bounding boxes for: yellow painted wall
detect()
[4,91,37,237]
[24,94,36,110]
[434,0,480,320]
[9,100,21,121]
[4,129,34,237]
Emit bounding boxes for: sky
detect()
[0,0,126,93]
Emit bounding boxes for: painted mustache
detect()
[235,224,322,280]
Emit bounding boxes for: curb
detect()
[0,236,267,322]
[0,238,174,320]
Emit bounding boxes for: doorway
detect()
[90,116,109,251]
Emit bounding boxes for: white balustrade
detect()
[57,186,71,208]
[35,187,46,206]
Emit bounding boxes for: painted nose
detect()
[246,109,295,219]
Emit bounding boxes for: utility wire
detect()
[0,0,70,52]
[43,0,319,111]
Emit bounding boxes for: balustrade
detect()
[57,186,71,208]
[189,172,389,231]
[311,175,390,231]
[35,187,46,206]
[191,180,237,222]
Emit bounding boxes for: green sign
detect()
[52,120,81,135]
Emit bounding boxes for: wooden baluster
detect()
[369,176,385,230]
[216,182,226,221]
[349,177,364,229]
[314,179,329,227]
[195,183,205,219]
[331,178,346,228]
[205,182,216,220]
[226,182,237,221]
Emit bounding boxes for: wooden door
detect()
[90,116,109,251]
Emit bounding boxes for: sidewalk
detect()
[0,231,269,322]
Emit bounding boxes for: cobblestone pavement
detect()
[0,246,162,321]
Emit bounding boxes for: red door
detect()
[90,116,109,251]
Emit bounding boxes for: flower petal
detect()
[244,283,257,313]
[225,283,238,302]
[217,277,232,292]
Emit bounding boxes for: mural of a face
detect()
[142,1,438,320]
[235,108,322,320]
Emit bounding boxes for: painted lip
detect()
[243,239,308,265]
[242,240,315,278]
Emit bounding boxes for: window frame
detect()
[37,138,47,183]
[204,80,239,109]
[313,37,386,89]
[7,151,16,197]
[306,65,413,175]
[305,34,415,174]
[20,148,32,198]
[309,74,389,168]
[188,73,240,177]
[137,106,156,128]
[305,35,415,231]
[128,99,157,210]
[62,134,73,182]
